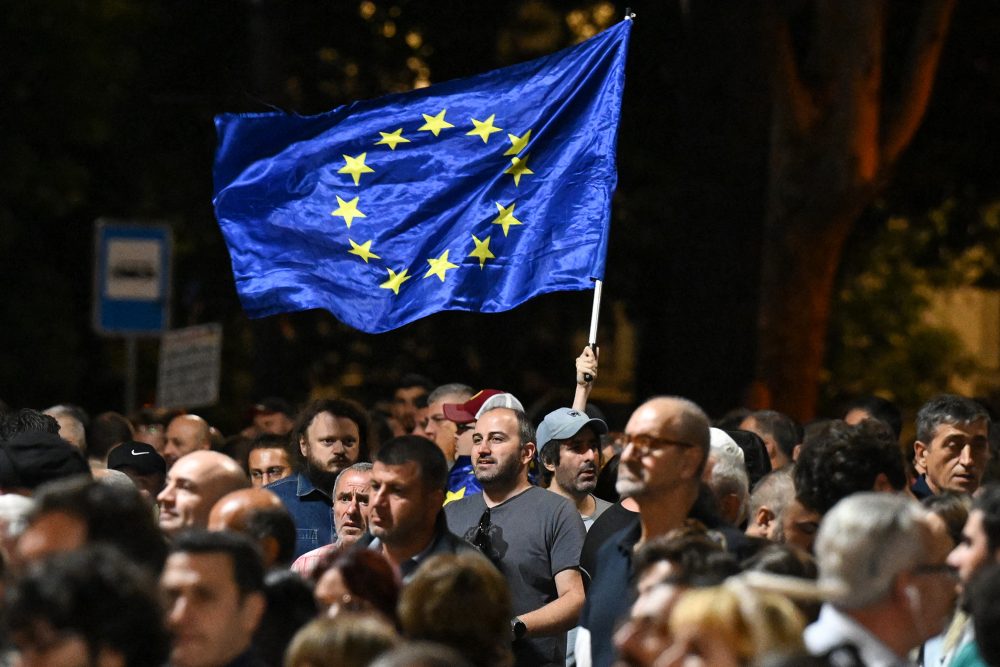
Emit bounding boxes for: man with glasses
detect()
[804,493,956,665]
[445,406,586,667]
[577,396,711,667]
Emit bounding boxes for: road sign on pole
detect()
[93,220,172,335]
[156,323,223,410]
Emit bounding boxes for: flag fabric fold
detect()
[213,19,631,333]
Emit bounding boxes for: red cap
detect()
[442,389,506,424]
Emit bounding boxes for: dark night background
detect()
[2,0,997,433]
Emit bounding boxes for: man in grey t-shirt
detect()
[445,406,586,667]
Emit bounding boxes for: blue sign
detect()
[93,220,172,335]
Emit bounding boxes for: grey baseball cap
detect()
[535,408,608,460]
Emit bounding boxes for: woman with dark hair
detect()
[312,546,400,626]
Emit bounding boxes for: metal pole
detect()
[125,335,137,415]
[583,280,603,382]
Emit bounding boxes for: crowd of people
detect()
[1,346,999,667]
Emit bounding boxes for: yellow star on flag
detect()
[380,267,411,295]
[418,109,454,136]
[424,250,459,282]
[375,128,410,150]
[338,152,375,186]
[492,202,523,237]
[504,129,532,156]
[347,239,380,263]
[331,196,366,228]
[469,234,496,269]
[504,154,534,187]
[467,114,502,143]
[444,487,466,505]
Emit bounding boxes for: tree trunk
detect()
[754,0,955,421]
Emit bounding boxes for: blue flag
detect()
[213,19,630,333]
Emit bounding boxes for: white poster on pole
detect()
[156,324,222,409]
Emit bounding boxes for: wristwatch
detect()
[510,617,527,641]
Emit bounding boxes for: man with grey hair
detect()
[703,427,749,527]
[577,396,711,667]
[911,394,991,499]
[805,493,956,665]
[43,405,87,453]
[421,383,474,469]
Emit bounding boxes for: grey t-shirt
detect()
[445,486,586,667]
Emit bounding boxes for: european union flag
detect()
[213,19,631,333]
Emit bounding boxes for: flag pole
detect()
[583,279,603,382]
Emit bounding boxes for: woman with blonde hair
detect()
[284,612,399,667]
[657,581,805,667]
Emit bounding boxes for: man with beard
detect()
[536,407,611,529]
[576,396,710,667]
[268,398,369,559]
[445,407,586,667]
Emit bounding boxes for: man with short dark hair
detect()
[794,419,907,517]
[739,409,799,471]
[368,435,478,581]
[5,546,170,667]
[912,394,992,498]
[268,398,369,558]
[247,433,293,488]
[536,407,611,528]
[446,407,586,667]
[391,374,433,436]
[161,530,267,667]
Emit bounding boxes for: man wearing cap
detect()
[442,389,523,503]
[0,431,91,495]
[107,440,167,502]
[537,408,611,529]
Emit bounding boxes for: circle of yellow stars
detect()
[329,108,537,297]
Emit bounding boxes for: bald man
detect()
[163,415,212,469]
[207,487,294,569]
[157,451,249,537]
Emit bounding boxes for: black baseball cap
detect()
[107,441,167,475]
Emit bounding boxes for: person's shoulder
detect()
[266,473,300,496]
[444,492,484,519]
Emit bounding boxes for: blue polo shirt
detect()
[267,472,335,559]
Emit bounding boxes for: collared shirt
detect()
[267,472,335,559]
[367,512,480,582]
[805,604,913,667]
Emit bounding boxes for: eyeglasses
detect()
[623,433,696,457]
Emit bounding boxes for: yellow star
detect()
[380,267,411,295]
[347,239,380,263]
[492,202,523,237]
[331,195,366,228]
[418,109,454,136]
[469,234,495,269]
[504,129,532,156]
[504,154,534,187]
[424,250,459,282]
[466,114,502,143]
[444,487,466,505]
[338,152,375,186]
[375,128,410,150]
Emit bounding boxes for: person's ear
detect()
[523,442,537,465]
[543,459,557,473]
[913,441,929,469]
[299,436,308,458]
[260,536,281,569]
